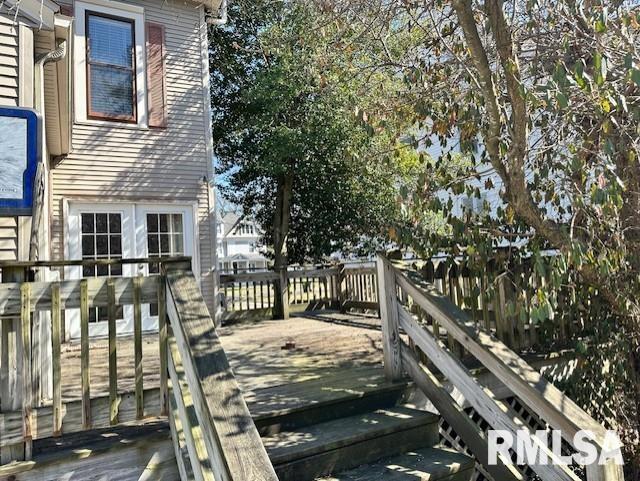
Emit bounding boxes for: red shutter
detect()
[146,22,167,128]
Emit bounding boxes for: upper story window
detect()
[74,0,167,128]
[86,12,136,122]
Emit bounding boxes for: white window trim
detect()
[135,203,199,277]
[73,0,148,128]
[64,200,200,338]
[64,202,137,339]
[64,199,200,277]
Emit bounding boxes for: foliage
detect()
[322,0,640,474]
[209,0,419,265]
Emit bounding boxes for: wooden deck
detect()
[59,311,384,414]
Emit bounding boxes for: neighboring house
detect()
[0,0,224,336]
[217,211,269,272]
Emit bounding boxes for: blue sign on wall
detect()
[0,107,42,215]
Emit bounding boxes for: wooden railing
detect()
[165,267,277,481]
[218,263,379,322]
[0,257,188,464]
[340,264,378,311]
[0,257,278,480]
[376,254,624,481]
[217,254,588,356]
[415,256,591,352]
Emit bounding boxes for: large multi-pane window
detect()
[86,12,136,121]
[81,212,124,323]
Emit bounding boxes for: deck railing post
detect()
[277,267,290,320]
[337,263,346,313]
[375,254,402,381]
[1,266,27,463]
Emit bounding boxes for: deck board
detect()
[58,312,384,414]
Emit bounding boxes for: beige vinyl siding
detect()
[0,13,19,106]
[0,12,19,261]
[0,217,18,261]
[0,12,18,260]
[51,0,215,311]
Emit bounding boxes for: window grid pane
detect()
[80,212,124,322]
[147,213,185,314]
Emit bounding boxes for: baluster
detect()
[267,280,271,308]
[20,283,32,460]
[253,281,257,311]
[323,275,328,303]
[158,275,168,416]
[443,263,456,351]
[51,283,62,436]
[481,271,491,331]
[231,282,236,311]
[80,279,91,429]
[133,277,143,419]
[107,278,118,425]
[260,281,264,309]
[515,266,527,349]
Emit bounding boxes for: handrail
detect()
[376,254,624,481]
[220,271,279,283]
[164,268,278,481]
[0,275,160,315]
[0,255,192,270]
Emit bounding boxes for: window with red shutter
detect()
[145,22,167,128]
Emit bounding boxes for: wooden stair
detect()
[247,366,474,481]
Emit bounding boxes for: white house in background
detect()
[217,212,269,272]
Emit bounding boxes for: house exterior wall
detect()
[0,10,33,263]
[0,12,19,106]
[49,0,216,312]
[0,11,20,262]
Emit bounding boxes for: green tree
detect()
[210,0,417,274]
[327,0,640,474]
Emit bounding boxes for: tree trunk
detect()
[273,174,293,319]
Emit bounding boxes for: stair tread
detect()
[264,406,438,465]
[246,365,408,420]
[318,446,475,481]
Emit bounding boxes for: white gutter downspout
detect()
[31,39,67,406]
[30,40,67,263]
[206,0,227,25]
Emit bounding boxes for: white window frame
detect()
[65,202,137,339]
[135,203,198,276]
[73,0,148,128]
[64,200,199,339]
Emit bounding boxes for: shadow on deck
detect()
[59,310,385,415]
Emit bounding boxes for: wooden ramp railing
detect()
[164,267,278,481]
[376,254,624,481]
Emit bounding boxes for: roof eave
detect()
[4,0,59,29]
